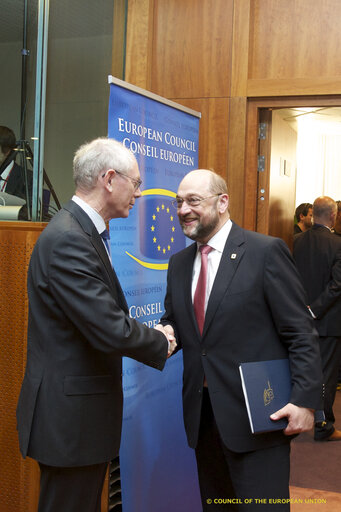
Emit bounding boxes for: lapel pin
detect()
[231,253,237,259]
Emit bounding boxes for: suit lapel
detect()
[202,223,246,337]
[63,200,128,313]
[90,228,129,313]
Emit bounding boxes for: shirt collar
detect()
[72,195,106,234]
[197,218,232,253]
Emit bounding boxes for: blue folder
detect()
[239,359,291,434]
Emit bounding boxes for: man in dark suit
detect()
[161,169,323,511]
[293,196,341,442]
[16,138,175,512]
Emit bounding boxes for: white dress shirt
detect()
[191,219,232,312]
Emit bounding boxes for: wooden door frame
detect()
[244,95,341,232]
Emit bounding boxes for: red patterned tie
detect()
[194,245,212,334]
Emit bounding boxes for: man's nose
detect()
[178,201,191,215]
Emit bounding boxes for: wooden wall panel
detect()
[226,97,248,225]
[151,0,233,98]
[173,97,229,175]
[268,111,297,250]
[249,0,341,81]
[255,109,272,236]
[126,0,341,234]
[244,100,259,231]
[125,0,154,89]
[0,221,110,512]
[230,0,251,97]
[247,77,341,97]
[0,222,45,512]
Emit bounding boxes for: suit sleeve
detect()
[46,230,168,370]
[263,238,323,410]
[159,255,181,350]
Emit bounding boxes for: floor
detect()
[289,389,341,511]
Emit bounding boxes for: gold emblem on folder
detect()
[264,380,274,406]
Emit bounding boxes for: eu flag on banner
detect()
[139,196,186,259]
[108,77,202,512]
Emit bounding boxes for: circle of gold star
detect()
[150,203,176,255]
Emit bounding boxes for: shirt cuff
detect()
[307,306,316,319]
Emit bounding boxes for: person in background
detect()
[0,125,32,200]
[293,196,341,442]
[161,169,323,511]
[333,200,341,236]
[333,201,341,390]
[16,137,176,512]
[294,202,313,234]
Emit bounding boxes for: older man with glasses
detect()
[16,137,176,512]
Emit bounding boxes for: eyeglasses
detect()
[102,170,142,191]
[115,170,142,191]
[171,194,222,209]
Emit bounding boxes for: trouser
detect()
[314,335,341,440]
[195,389,291,512]
[38,461,108,512]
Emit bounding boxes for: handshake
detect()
[155,324,177,357]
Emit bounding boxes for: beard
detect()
[179,210,220,242]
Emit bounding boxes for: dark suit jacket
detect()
[1,162,33,200]
[161,222,323,453]
[16,200,168,467]
[293,224,341,336]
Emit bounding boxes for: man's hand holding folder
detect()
[270,403,314,435]
[239,358,318,434]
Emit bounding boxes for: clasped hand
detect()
[154,324,177,357]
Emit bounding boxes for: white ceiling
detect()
[275,107,341,132]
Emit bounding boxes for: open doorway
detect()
[273,107,341,203]
[245,97,341,250]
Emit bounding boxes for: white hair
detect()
[73,137,137,191]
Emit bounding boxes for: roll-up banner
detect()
[107,76,202,511]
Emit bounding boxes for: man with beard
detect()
[161,169,323,511]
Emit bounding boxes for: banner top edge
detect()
[108,75,201,119]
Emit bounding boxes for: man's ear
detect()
[218,194,229,213]
[103,169,115,190]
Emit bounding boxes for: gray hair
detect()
[208,169,228,195]
[73,137,137,191]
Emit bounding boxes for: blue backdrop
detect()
[107,78,202,512]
